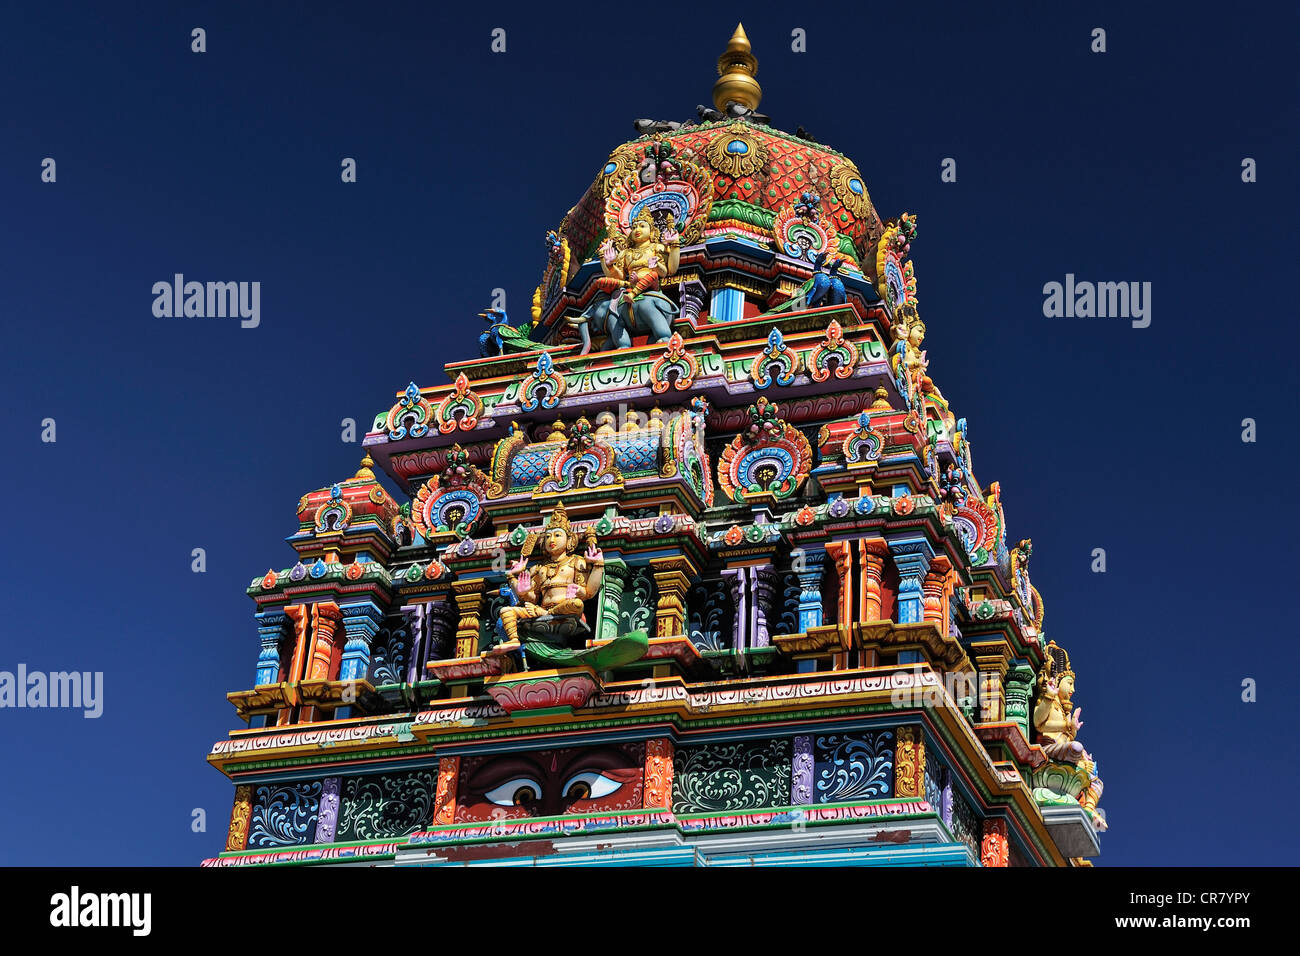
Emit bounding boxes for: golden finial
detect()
[712,23,761,113]
[353,453,376,480]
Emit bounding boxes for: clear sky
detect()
[1,0,1296,865]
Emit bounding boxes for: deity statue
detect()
[490,502,649,670]
[1032,643,1106,829]
[573,210,681,352]
[498,502,603,644]
[1033,647,1089,764]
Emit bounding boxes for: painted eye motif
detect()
[483,777,542,807]
[562,771,622,802]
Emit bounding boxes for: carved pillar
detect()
[596,558,629,642]
[894,726,925,798]
[723,567,747,651]
[794,547,826,631]
[980,818,1009,867]
[679,278,707,323]
[643,738,674,810]
[752,565,778,649]
[452,581,484,659]
[650,556,693,638]
[339,603,382,683]
[1004,664,1036,742]
[283,604,310,685]
[305,602,343,681]
[433,755,460,825]
[791,734,814,806]
[225,784,253,851]
[313,776,341,844]
[858,538,889,621]
[709,286,745,323]
[402,603,427,684]
[825,540,852,625]
[255,610,290,686]
[887,538,933,624]
[973,647,1010,722]
[922,555,952,627]
[940,768,953,827]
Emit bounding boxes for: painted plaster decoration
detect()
[717,397,813,502]
[434,372,485,434]
[808,318,858,382]
[490,502,648,669]
[411,444,490,541]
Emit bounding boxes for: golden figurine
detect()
[1034,650,1089,764]
[497,502,604,645]
[596,210,681,308]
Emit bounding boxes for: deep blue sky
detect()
[1,1,1295,866]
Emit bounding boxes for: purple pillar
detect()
[314,776,341,844]
[791,734,814,805]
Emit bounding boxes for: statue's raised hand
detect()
[600,239,618,266]
[1071,707,1084,734]
[514,570,531,594]
[661,225,680,245]
[585,543,605,566]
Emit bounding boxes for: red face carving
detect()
[456,744,645,822]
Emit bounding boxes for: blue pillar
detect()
[255,610,289,686]
[338,603,382,682]
[888,537,933,624]
[710,287,745,323]
[794,546,826,631]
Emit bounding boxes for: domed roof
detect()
[562,121,884,267]
[556,25,885,277]
[294,454,400,538]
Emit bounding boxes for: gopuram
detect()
[206,25,1107,867]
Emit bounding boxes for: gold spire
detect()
[712,23,761,112]
[353,454,376,480]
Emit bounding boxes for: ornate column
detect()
[894,726,926,798]
[752,565,778,649]
[791,734,814,806]
[972,643,1011,722]
[313,776,341,844]
[922,555,952,627]
[824,540,852,625]
[402,603,427,684]
[643,738,674,810]
[254,610,290,686]
[723,566,748,650]
[887,537,934,624]
[793,547,826,631]
[596,558,629,642]
[452,581,484,659]
[709,286,745,323]
[980,818,1009,867]
[1004,663,1036,740]
[433,755,460,825]
[650,555,694,638]
[858,538,889,621]
[224,784,253,851]
[339,603,382,683]
[305,602,343,681]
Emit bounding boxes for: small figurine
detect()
[807,250,848,307]
[477,308,537,357]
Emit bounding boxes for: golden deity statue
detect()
[1034,646,1089,764]
[497,502,605,645]
[595,210,681,307]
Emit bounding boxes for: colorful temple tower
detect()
[206,25,1106,867]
